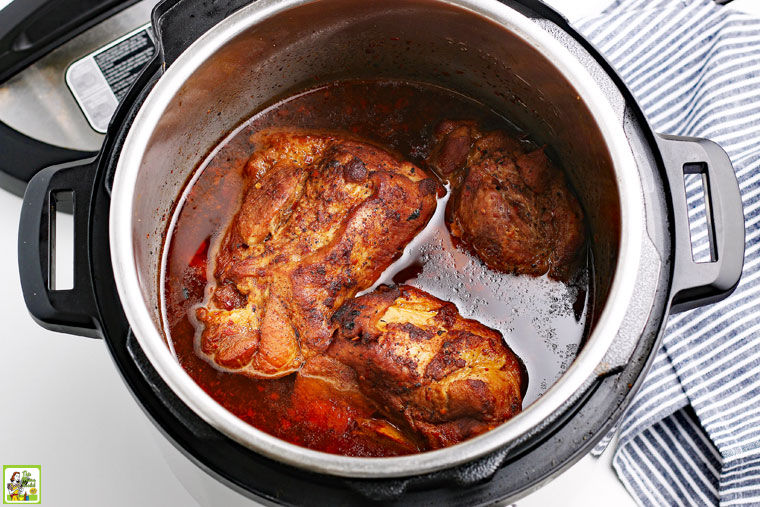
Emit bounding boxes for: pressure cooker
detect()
[16,0,745,504]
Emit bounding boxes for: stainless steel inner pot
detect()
[110,0,645,478]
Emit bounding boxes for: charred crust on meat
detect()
[394,322,433,341]
[406,208,421,221]
[419,178,439,196]
[344,156,368,183]
[434,303,458,328]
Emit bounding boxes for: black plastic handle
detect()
[656,134,745,313]
[0,0,139,85]
[152,0,253,69]
[18,157,101,338]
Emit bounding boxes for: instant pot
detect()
[13,0,745,504]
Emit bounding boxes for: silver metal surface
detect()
[66,24,154,133]
[110,0,645,478]
[0,0,157,151]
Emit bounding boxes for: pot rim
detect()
[110,0,644,478]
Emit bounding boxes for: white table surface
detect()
[2,1,758,505]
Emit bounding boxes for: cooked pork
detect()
[427,120,585,280]
[196,132,439,378]
[327,284,524,448]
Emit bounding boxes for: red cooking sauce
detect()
[161,79,591,457]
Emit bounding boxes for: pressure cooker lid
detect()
[0,0,149,196]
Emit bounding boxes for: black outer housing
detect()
[14,0,741,505]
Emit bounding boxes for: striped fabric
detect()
[573,1,760,505]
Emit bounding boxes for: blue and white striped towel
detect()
[573,1,760,505]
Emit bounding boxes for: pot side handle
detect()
[656,134,745,313]
[152,0,254,70]
[18,158,101,338]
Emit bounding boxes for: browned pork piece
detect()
[427,120,585,280]
[327,284,524,449]
[196,132,440,378]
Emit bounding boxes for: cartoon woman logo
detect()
[6,471,24,502]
